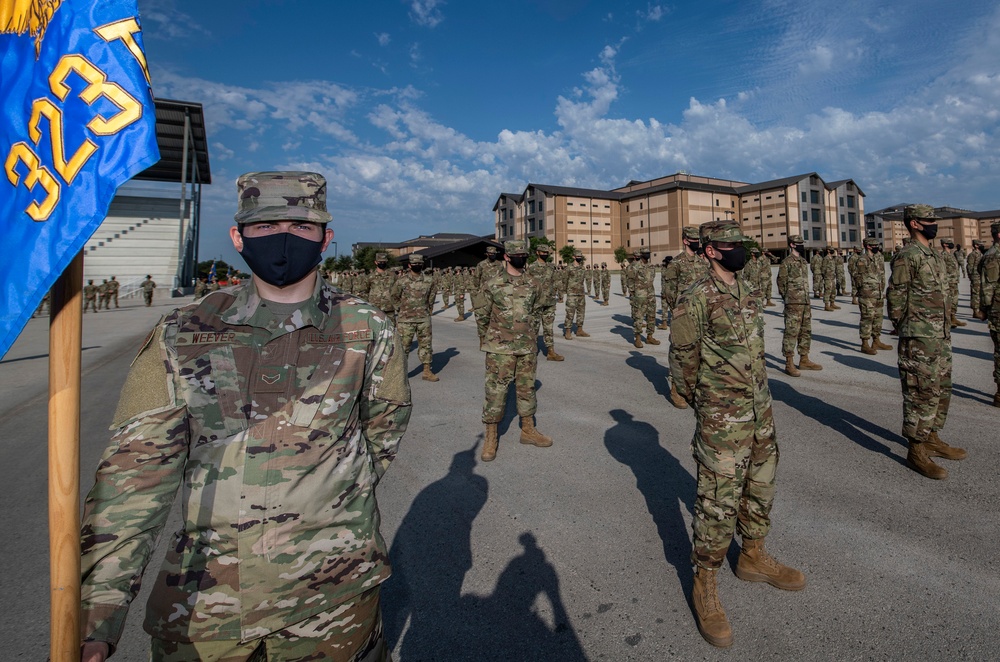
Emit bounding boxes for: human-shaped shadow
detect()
[768,380,908,467]
[624,351,672,400]
[603,409,696,595]
[383,443,489,658]
[826,352,899,379]
[463,532,587,661]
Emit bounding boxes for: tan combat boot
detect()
[601,300,609,306]
[482,424,499,462]
[952,314,966,327]
[575,328,591,338]
[832,302,842,310]
[735,538,806,591]
[824,304,834,311]
[860,338,877,355]
[692,566,732,648]
[633,337,644,349]
[564,329,573,340]
[872,335,893,351]
[926,431,967,461]
[798,354,823,371]
[784,354,801,377]
[645,335,660,346]
[669,382,688,409]
[851,295,858,305]
[657,320,669,330]
[421,364,439,382]
[546,348,565,362]
[454,314,464,322]
[906,439,947,479]
[519,416,552,447]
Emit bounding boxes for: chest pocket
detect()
[289,344,365,435]
[707,303,742,345]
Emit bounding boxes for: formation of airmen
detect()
[81,276,121,313]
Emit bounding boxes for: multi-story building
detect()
[865,205,1000,252]
[493,171,865,264]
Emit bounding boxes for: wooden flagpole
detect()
[48,251,83,662]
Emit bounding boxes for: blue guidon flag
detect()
[0,0,159,358]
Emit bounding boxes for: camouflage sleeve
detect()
[668,294,702,404]
[776,261,788,298]
[80,325,189,649]
[390,279,402,309]
[663,263,679,309]
[474,279,494,341]
[886,252,910,326]
[361,319,412,480]
[983,253,999,311]
[427,276,438,309]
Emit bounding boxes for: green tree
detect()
[559,244,576,266]
[353,246,379,272]
[528,236,557,264]
[614,246,628,266]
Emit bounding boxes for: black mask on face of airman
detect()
[239,230,323,287]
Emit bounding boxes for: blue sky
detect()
[136,0,1000,265]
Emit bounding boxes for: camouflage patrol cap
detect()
[863,237,880,247]
[639,247,650,255]
[486,245,498,255]
[409,254,425,265]
[700,220,750,244]
[601,262,607,267]
[750,247,761,254]
[535,244,551,253]
[505,239,529,255]
[788,234,805,244]
[234,171,333,224]
[903,204,937,220]
[573,249,584,257]
[972,239,984,247]
[375,252,388,261]
[682,226,700,241]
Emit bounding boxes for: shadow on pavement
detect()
[604,409,695,598]
[624,351,672,401]
[769,380,908,467]
[826,351,898,379]
[0,345,101,364]
[407,347,460,378]
[383,444,585,661]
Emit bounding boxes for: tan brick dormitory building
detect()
[493,172,867,265]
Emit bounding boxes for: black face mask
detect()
[410,264,424,273]
[574,258,583,264]
[508,255,527,270]
[714,244,748,272]
[790,243,804,254]
[487,254,498,262]
[376,262,388,270]
[239,231,323,287]
[912,221,938,240]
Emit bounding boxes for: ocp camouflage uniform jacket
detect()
[392,270,437,321]
[887,241,950,339]
[80,278,411,648]
[626,261,655,297]
[821,254,837,279]
[367,269,396,313]
[566,263,586,295]
[847,253,861,281]
[810,254,823,278]
[980,243,1000,328]
[526,259,556,307]
[855,252,886,299]
[476,268,541,355]
[473,258,502,292]
[941,250,960,293]
[662,252,709,310]
[776,253,810,304]
[668,272,770,470]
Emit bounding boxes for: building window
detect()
[811,208,821,223]
[538,201,544,212]
[766,195,772,200]
[715,200,720,206]
[810,190,820,204]
[848,212,856,225]
[529,219,535,232]
[778,193,784,198]
[802,211,808,223]
[801,191,807,203]
[847,195,855,208]
[529,201,535,214]
[849,229,857,242]
[812,228,822,241]
[639,202,644,210]
[767,214,773,218]
[640,238,644,245]
[640,220,644,228]
[840,214,845,224]
[839,197,844,206]
[539,219,544,230]
[841,231,847,242]
[625,205,629,212]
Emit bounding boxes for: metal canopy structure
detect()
[136,98,211,185]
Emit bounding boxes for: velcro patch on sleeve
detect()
[111,326,173,429]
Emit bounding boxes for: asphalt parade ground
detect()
[2,270,998,661]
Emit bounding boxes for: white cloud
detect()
[139,0,210,40]
[640,4,666,22]
[409,0,445,28]
[375,32,390,46]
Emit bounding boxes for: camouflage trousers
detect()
[762,274,772,301]
[858,297,884,339]
[970,279,982,315]
[630,294,656,336]
[150,586,390,662]
[440,289,451,308]
[144,291,154,306]
[84,297,98,313]
[897,337,952,443]
[691,406,777,569]
[482,352,537,423]
[991,328,1000,387]
[536,304,556,350]
[781,304,812,356]
[600,278,610,302]
[812,274,822,297]
[585,278,591,295]
[836,270,845,294]
[564,294,586,332]
[455,291,466,317]
[397,318,434,366]
[823,277,836,305]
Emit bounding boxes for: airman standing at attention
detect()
[473,246,504,340]
[777,235,822,376]
[477,239,551,461]
[977,221,1000,407]
[741,248,760,303]
[583,264,593,296]
[968,239,985,318]
[98,279,111,310]
[626,248,658,348]
[108,275,120,308]
[855,237,891,355]
[84,279,99,313]
[835,249,847,296]
[821,249,839,310]
[194,277,208,299]
[848,247,862,305]
[600,262,611,305]
[661,226,710,408]
[758,250,775,307]
[939,239,966,328]
[141,274,156,307]
[670,220,805,649]
[392,254,440,382]
[810,249,824,299]
[621,258,631,296]
[887,204,966,480]
[454,266,469,321]
[368,252,397,326]
[526,244,564,361]
[564,250,589,339]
